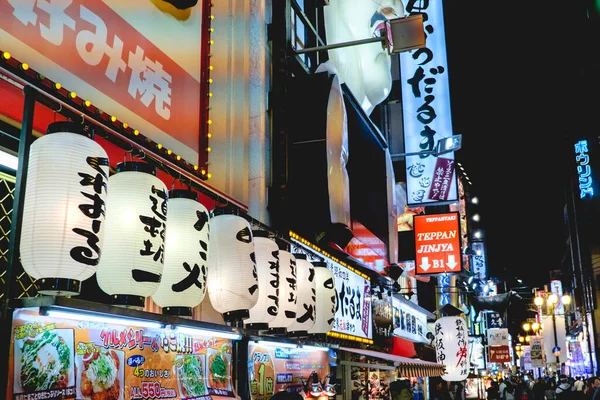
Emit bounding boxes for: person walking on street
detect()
[591,378,600,400]
[533,378,547,400]
[546,380,557,400]
[556,375,573,400]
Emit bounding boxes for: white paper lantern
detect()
[207,214,259,322]
[308,263,336,335]
[245,232,280,329]
[268,250,297,330]
[20,121,109,296]
[96,162,167,309]
[434,316,469,381]
[287,255,316,334]
[151,190,209,316]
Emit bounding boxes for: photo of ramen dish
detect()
[207,346,230,391]
[77,348,123,400]
[16,329,74,392]
[176,354,207,398]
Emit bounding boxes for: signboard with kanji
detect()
[485,312,506,329]
[414,212,462,275]
[488,346,511,363]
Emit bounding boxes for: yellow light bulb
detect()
[207,120,212,125]
[2,52,10,60]
[562,294,571,305]
[209,65,214,71]
[534,296,544,307]
[122,122,128,129]
[134,130,139,136]
[208,78,213,84]
[176,155,181,161]
[207,173,212,179]
[193,165,199,171]
[210,15,215,20]
[157,144,163,150]
[208,92,213,97]
[531,322,540,332]
[167,149,172,155]
[21,63,29,71]
[209,28,215,33]
[201,169,206,175]
[69,91,77,99]
[110,116,117,122]
[206,147,211,152]
[522,322,530,332]
[54,82,62,90]
[84,100,91,107]
[207,133,212,138]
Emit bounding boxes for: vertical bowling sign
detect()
[414,212,462,275]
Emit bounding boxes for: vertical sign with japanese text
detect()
[414,212,461,275]
[400,1,457,206]
[0,0,203,164]
[328,263,372,340]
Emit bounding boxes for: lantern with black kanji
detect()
[268,250,297,331]
[244,232,280,329]
[151,190,209,316]
[308,262,336,335]
[20,121,109,296]
[207,214,259,323]
[434,316,469,381]
[96,162,167,309]
[287,254,316,335]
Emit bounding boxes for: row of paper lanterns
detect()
[19,122,336,334]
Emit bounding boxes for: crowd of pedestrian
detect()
[486,375,600,400]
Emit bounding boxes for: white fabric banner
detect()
[542,315,568,364]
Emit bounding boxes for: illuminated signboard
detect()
[413,212,462,275]
[392,296,429,344]
[8,308,237,400]
[290,239,373,343]
[0,0,204,164]
[575,140,594,199]
[400,1,457,206]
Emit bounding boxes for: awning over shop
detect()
[340,346,446,378]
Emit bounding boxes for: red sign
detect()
[413,212,461,275]
[0,0,202,163]
[488,345,511,363]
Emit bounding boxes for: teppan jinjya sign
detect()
[413,212,462,275]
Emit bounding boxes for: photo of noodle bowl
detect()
[206,345,231,391]
[76,347,124,400]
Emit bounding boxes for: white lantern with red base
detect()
[96,162,167,309]
[20,121,109,296]
[151,190,209,317]
[207,214,259,324]
[434,315,469,381]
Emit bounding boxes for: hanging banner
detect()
[488,346,511,363]
[414,212,462,275]
[485,312,505,329]
[529,336,545,368]
[542,315,568,364]
[247,342,330,400]
[8,308,236,400]
[0,0,204,164]
[487,329,509,347]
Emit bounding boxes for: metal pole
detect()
[0,85,37,393]
[552,310,560,365]
[295,36,386,54]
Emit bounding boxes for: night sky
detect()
[441,1,590,290]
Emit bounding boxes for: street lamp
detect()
[534,291,571,365]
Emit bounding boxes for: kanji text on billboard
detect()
[413,212,461,275]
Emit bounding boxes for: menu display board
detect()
[247,342,329,400]
[8,308,236,400]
